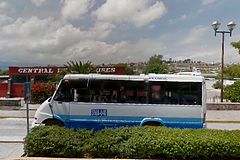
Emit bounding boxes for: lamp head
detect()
[227,21,236,32]
[212,21,221,31]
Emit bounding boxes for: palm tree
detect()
[64,60,96,74]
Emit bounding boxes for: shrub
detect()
[31,83,56,103]
[85,127,240,159]
[24,126,93,158]
[224,80,240,102]
[84,127,138,158]
[213,80,221,89]
[24,126,240,160]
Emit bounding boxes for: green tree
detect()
[64,60,96,74]
[143,54,169,74]
[223,64,240,79]
[224,80,240,102]
[213,80,221,89]
[47,70,67,83]
[231,40,240,54]
[0,69,8,75]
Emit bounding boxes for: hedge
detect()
[24,126,240,160]
[24,126,93,158]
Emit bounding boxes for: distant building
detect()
[166,59,220,74]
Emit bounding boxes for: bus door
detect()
[51,99,70,126]
[52,80,71,127]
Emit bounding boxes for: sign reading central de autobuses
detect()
[9,66,125,75]
[9,66,63,75]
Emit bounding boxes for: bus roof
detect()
[63,73,204,82]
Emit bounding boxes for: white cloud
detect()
[0,1,9,14]
[0,14,170,65]
[178,26,208,46]
[0,14,13,26]
[61,0,94,20]
[0,1,8,9]
[0,16,60,38]
[88,22,115,40]
[169,14,188,24]
[0,16,119,65]
[31,0,46,7]
[93,0,167,27]
[63,40,128,62]
[202,0,217,6]
[180,14,187,20]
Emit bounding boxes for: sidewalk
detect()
[15,158,119,160]
[206,110,240,123]
[0,104,39,118]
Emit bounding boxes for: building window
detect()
[35,75,51,83]
[12,75,30,83]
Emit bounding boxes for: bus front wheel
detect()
[43,119,64,127]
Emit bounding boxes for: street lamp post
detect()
[212,21,236,102]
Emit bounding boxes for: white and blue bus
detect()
[32,73,206,130]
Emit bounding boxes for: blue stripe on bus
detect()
[56,114,204,130]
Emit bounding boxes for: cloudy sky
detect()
[0,0,240,68]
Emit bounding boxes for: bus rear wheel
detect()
[43,119,64,127]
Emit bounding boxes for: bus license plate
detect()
[91,109,107,116]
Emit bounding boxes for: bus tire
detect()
[43,119,64,127]
[143,122,162,126]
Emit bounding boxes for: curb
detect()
[0,141,24,143]
[15,158,128,160]
[0,116,34,119]
[206,120,240,123]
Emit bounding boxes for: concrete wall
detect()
[207,103,240,110]
[0,98,22,106]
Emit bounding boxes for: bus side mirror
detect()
[48,97,52,102]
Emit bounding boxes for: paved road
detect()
[0,118,33,160]
[0,143,23,160]
[0,118,30,142]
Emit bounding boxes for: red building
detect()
[0,66,63,97]
[0,66,125,98]
[0,75,9,97]
[96,66,125,74]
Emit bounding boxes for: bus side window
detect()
[137,90,146,103]
[54,88,66,101]
[110,90,117,102]
[151,84,161,103]
[54,81,71,102]
[93,90,101,102]
[118,86,127,102]
[76,89,90,102]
